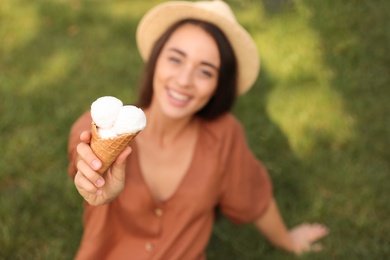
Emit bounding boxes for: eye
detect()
[200,69,213,78]
[168,56,181,64]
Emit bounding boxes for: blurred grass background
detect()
[0,0,389,259]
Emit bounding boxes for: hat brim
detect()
[136,1,260,95]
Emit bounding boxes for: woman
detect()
[68,1,329,259]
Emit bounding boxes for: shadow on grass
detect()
[300,1,390,258]
[209,0,390,259]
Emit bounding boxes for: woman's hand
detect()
[254,199,329,255]
[289,223,329,254]
[74,131,132,206]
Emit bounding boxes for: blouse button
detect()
[145,242,153,252]
[154,208,163,217]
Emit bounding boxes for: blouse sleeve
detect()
[67,111,92,179]
[218,116,273,224]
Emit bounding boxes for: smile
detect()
[167,89,191,102]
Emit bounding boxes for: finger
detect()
[80,130,92,143]
[115,146,132,166]
[76,142,102,171]
[307,224,330,241]
[110,146,132,182]
[77,159,105,188]
[74,170,102,196]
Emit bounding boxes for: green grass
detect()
[1,0,389,259]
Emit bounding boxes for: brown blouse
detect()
[68,112,273,260]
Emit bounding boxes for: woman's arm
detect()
[254,199,329,254]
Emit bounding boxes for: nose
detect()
[175,65,193,88]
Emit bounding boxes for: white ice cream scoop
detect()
[113,105,147,134]
[91,96,123,128]
[97,127,118,139]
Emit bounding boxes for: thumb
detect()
[110,146,132,181]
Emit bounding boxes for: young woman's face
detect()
[152,23,220,120]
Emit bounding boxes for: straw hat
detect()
[136,0,260,95]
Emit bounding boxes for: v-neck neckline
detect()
[132,123,202,206]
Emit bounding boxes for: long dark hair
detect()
[136,19,237,120]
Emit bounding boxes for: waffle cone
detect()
[90,122,139,175]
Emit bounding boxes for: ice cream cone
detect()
[90,122,139,175]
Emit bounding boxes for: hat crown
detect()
[195,0,236,22]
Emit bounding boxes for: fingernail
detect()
[96,189,102,196]
[92,160,101,170]
[96,178,105,187]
